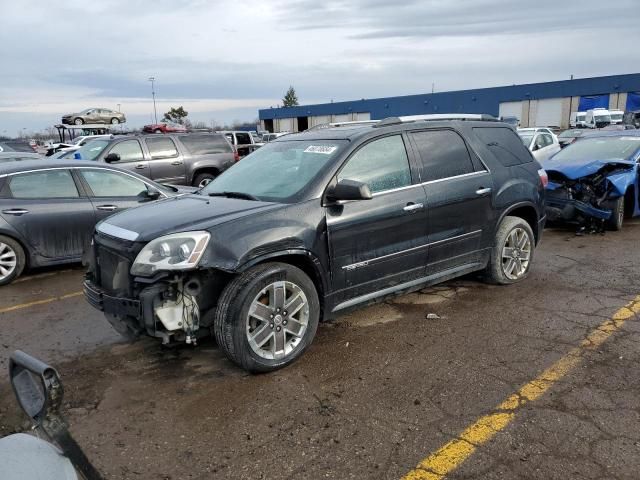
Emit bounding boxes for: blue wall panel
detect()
[626,92,640,111]
[578,94,610,110]
[259,73,640,121]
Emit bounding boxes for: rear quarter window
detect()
[473,127,534,167]
[180,135,232,155]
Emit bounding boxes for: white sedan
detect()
[518,128,561,162]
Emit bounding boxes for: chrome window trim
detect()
[420,170,490,186]
[342,230,482,270]
[97,222,140,241]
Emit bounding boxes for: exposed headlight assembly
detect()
[131,231,210,276]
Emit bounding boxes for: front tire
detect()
[154,129,163,134]
[74,118,84,125]
[110,118,120,125]
[607,196,624,231]
[0,235,25,286]
[213,262,320,373]
[484,216,535,285]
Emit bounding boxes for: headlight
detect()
[130,231,210,276]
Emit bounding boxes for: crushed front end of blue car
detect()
[544,159,636,232]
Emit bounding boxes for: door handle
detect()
[135,163,146,169]
[170,160,183,165]
[403,203,424,213]
[475,187,492,196]
[96,205,118,211]
[2,208,29,215]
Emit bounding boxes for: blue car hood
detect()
[543,157,635,180]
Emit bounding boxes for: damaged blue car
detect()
[543,130,640,232]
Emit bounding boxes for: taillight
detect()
[538,168,548,188]
[233,148,240,162]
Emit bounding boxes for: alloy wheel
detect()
[0,242,17,280]
[198,178,213,188]
[501,227,531,280]
[246,281,309,360]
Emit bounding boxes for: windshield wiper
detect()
[207,191,260,201]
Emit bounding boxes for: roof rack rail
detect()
[373,113,499,127]
[307,120,379,131]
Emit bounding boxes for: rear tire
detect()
[193,172,217,188]
[484,216,535,285]
[154,129,163,134]
[0,235,26,286]
[213,262,320,373]
[607,196,624,231]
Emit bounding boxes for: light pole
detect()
[117,103,121,112]
[148,77,158,124]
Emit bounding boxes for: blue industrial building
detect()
[259,73,640,132]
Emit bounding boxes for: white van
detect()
[584,108,611,129]
[609,109,624,124]
[569,111,587,128]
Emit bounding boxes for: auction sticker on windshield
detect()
[304,145,338,155]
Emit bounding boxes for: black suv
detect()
[84,116,546,372]
[73,133,237,187]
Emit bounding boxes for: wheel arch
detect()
[0,231,30,268]
[190,166,220,185]
[497,202,540,243]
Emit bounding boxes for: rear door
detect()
[144,136,186,184]
[327,134,428,303]
[408,129,494,274]
[76,168,162,221]
[0,168,95,259]
[102,139,151,179]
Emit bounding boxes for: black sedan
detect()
[0,160,196,285]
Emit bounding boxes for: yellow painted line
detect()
[403,294,640,480]
[0,291,83,314]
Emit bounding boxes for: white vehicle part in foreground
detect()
[0,433,78,480]
[155,290,200,343]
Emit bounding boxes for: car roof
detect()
[276,119,509,143]
[579,130,640,139]
[0,159,143,176]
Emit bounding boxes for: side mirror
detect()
[104,152,120,163]
[327,179,373,202]
[144,189,161,200]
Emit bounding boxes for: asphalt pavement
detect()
[1,222,639,479]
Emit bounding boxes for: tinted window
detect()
[410,130,474,182]
[474,127,533,167]
[146,137,178,159]
[541,133,553,147]
[338,135,411,193]
[9,170,79,198]
[181,134,232,155]
[109,140,144,162]
[81,169,149,197]
[235,132,251,145]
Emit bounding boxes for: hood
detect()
[543,156,634,180]
[97,194,282,242]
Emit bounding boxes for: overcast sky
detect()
[0,0,638,135]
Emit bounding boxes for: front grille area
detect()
[98,246,132,295]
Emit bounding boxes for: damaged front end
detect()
[84,230,231,345]
[545,161,634,231]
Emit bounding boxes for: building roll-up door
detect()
[356,112,371,121]
[626,92,640,111]
[499,102,522,121]
[332,114,351,122]
[277,118,293,132]
[534,98,563,127]
[578,94,610,111]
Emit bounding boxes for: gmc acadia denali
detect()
[84,115,547,372]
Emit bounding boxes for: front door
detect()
[103,139,151,179]
[144,136,186,184]
[327,134,428,304]
[0,169,95,259]
[408,129,494,274]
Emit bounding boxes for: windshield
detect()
[576,114,586,121]
[551,136,640,162]
[610,113,623,121]
[558,130,582,138]
[518,133,533,147]
[201,139,347,202]
[594,115,611,123]
[74,139,110,160]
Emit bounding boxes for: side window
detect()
[473,127,533,167]
[9,170,79,199]
[235,132,251,145]
[224,133,234,144]
[410,130,475,182]
[541,133,553,146]
[108,140,144,162]
[80,170,149,197]
[146,137,178,159]
[180,135,232,155]
[338,135,411,194]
